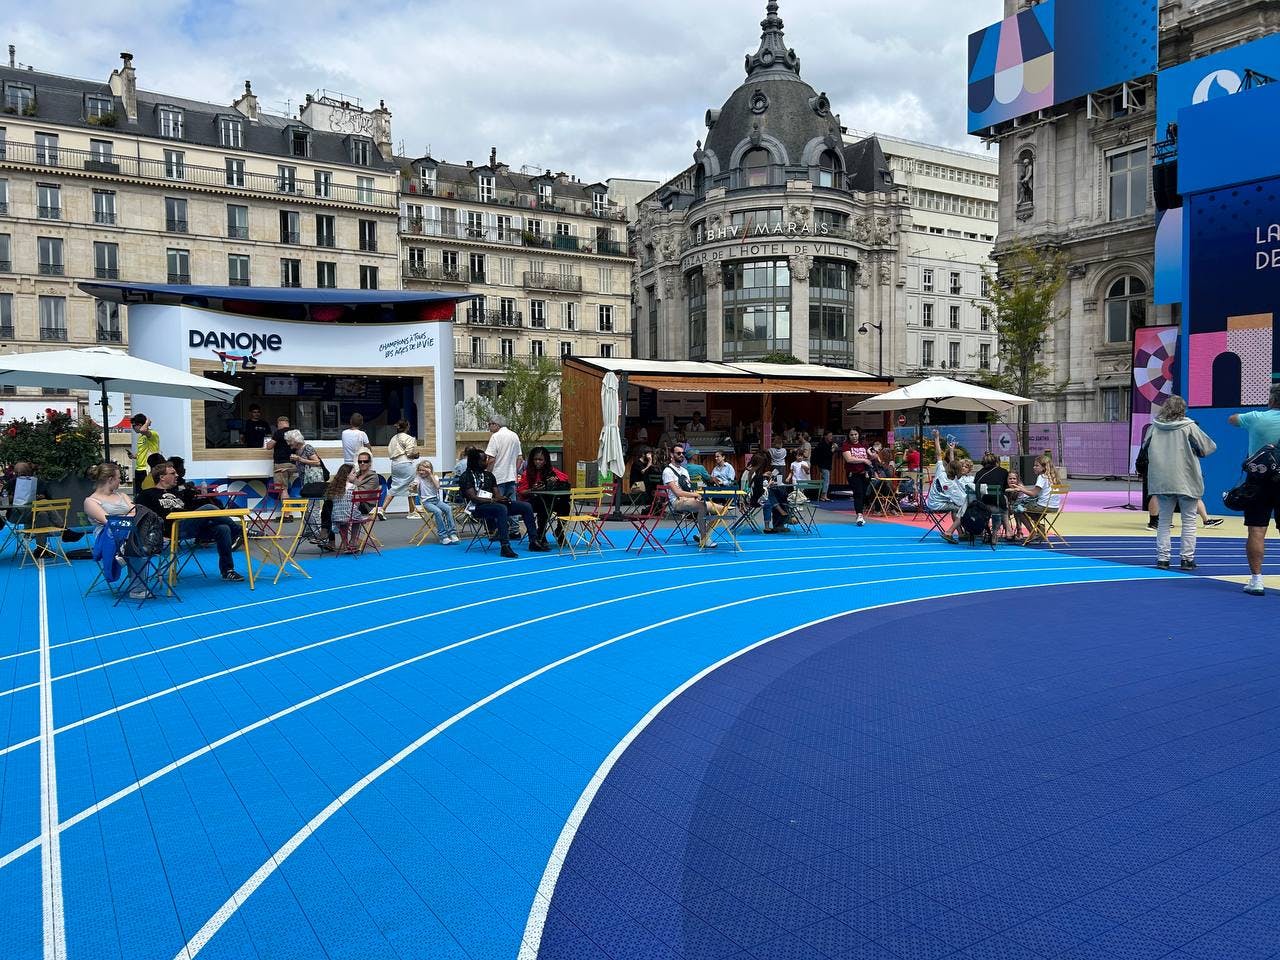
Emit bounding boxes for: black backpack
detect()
[960,501,991,537]
[123,504,166,558]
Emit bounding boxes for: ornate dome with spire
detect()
[700,0,848,186]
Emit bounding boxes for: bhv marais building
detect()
[631,2,999,378]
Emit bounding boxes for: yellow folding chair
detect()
[408,493,439,546]
[251,498,312,584]
[16,498,71,567]
[557,486,607,558]
[1025,485,1070,548]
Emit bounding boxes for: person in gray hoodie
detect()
[1145,395,1216,570]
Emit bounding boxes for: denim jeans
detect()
[819,468,831,498]
[1156,494,1198,562]
[473,499,535,544]
[178,515,238,574]
[419,498,455,537]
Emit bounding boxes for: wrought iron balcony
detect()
[456,351,560,369]
[37,205,61,219]
[0,137,399,208]
[402,261,470,284]
[523,271,582,293]
[94,267,119,279]
[227,225,249,240]
[228,277,250,287]
[166,219,188,233]
[0,202,7,215]
[38,262,64,276]
[167,272,191,284]
[316,235,336,248]
[465,308,522,328]
[0,325,14,339]
[96,326,123,343]
[0,260,11,272]
[280,231,300,245]
[359,238,378,252]
[39,326,68,342]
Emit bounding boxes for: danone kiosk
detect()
[82,283,473,483]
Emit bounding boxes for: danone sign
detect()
[188,330,284,352]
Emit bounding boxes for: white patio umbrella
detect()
[0,347,241,462]
[851,376,1034,495]
[597,371,625,481]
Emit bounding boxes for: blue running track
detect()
[2,523,1250,960]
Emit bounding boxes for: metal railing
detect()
[398,217,628,257]
[227,225,249,239]
[166,219,188,233]
[228,277,250,287]
[96,326,122,343]
[0,260,11,272]
[38,262,64,276]
[359,238,378,252]
[316,235,336,248]
[167,272,191,284]
[40,326,68,341]
[465,309,523,328]
[94,267,119,279]
[456,351,560,369]
[404,182,626,221]
[0,137,399,209]
[37,205,61,219]
[280,279,301,288]
[402,261,470,283]
[0,325,14,339]
[280,231,300,245]
[93,211,116,225]
[523,271,582,292]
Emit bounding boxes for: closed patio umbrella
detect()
[0,347,241,463]
[597,371,625,481]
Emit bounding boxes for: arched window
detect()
[693,165,706,197]
[1104,275,1147,343]
[741,147,772,187]
[816,149,841,189]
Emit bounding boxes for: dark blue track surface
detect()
[1027,535,1280,582]
[541,578,1280,960]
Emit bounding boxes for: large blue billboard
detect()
[967,0,1157,134]
[1156,33,1280,141]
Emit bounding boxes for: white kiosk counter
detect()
[82,283,474,483]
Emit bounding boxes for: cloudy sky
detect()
[13,0,1002,181]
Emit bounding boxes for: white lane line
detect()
[37,562,66,959]
[515,574,1154,959]
[171,565,1143,960]
[0,552,1079,870]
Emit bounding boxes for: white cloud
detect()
[12,0,1002,181]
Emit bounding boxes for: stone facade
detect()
[987,0,1280,423]
[0,55,400,400]
[396,154,645,408]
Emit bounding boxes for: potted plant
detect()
[0,408,103,503]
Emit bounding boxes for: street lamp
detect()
[858,321,883,377]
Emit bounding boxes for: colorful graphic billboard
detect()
[967,0,1157,134]
[1130,326,1179,471]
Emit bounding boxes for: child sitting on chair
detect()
[1010,456,1060,541]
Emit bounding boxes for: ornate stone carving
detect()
[789,254,813,282]
[878,262,892,286]
[1067,264,1088,280]
[658,235,676,259]
[872,217,892,245]
[788,203,810,225]
[703,264,723,288]
[750,89,769,114]
[852,216,872,243]
[855,267,870,289]
[662,275,676,298]
[749,121,763,146]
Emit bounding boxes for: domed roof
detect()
[701,2,845,171]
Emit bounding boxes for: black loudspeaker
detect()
[1154,160,1182,211]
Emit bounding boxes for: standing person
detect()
[264,415,295,499]
[341,413,369,466]
[135,462,244,582]
[242,404,271,449]
[413,461,458,545]
[458,448,540,558]
[662,443,719,548]
[484,414,522,499]
[842,429,872,526]
[1229,384,1280,595]
[518,446,570,549]
[1146,395,1216,570]
[812,431,836,502]
[385,419,419,516]
[130,413,160,496]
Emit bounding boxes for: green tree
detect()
[977,244,1068,452]
[462,355,573,445]
[758,352,803,365]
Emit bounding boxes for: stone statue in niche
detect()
[1017,152,1034,206]
[878,262,892,286]
[789,254,813,282]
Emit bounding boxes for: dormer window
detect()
[418,165,437,195]
[85,95,113,120]
[538,182,553,207]
[478,173,496,203]
[3,83,33,114]
[349,138,371,166]
[290,129,311,158]
[816,149,841,189]
[592,191,608,216]
[219,117,242,148]
[158,106,184,139]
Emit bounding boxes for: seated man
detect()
[135,462,245,582]
[663,444,719,548]
[458,448,542,558]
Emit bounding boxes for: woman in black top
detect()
[746,451,792,533]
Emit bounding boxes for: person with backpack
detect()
[1147,395,1216,571]
[1229,384,1280,595]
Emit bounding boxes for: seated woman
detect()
[747,451,793,533]
[710,450,736,488]
[924,430,974,543]
[459,448,540,558]
[627,446,655,500]
[517,445,569,548]
[412,460,458,544]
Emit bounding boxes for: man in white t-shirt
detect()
[663,445,718,548]
[341,413,370,465]
[484,414,522,498]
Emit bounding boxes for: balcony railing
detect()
[402,260,470,284]
[280,231,300,245]
[523,271,582,293]
[465,309,522,328]
[228,277,250,287]
[0,325,14,339]
[457,351,560,370]
[398,217,629,257]
[359,238,378,252]
[38,262,64,276]
[316,235,335,248]
[39,326,68,342]
[281,279,301,288]
[0,201,7,214]
[402,182,626,221]
[0,137,399,209]
[0,260,11,272]
[94,266,119,279]
[168,272,191,284]
[167,219,189,234]
[96,326,122,343]
[37,205,61,220]
[227,225,249,239]
[93,211,116,225]
[596,238,627,256]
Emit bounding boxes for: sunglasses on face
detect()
[358,459,371,464]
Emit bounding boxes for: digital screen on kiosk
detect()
[263,376,299,397]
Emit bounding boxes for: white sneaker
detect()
[856,515,865,527]
[449,535,460,544]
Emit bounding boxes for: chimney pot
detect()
[120,52,133,65]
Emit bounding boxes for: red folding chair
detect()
[625,489,668,556]
[586,480,619,549]
[246,483,285,537]
[349,488,385,557]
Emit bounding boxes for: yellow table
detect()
[166,508,255,592]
